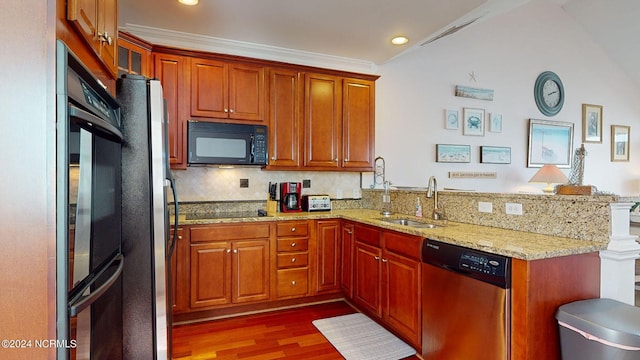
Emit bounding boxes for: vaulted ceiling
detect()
[119,0,640,86]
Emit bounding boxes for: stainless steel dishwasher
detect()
[421,239,511,360]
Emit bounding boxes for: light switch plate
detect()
[478,201,493,213]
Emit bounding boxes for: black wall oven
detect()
[56,40,124,360]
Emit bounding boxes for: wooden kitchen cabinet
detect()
[171,227,189,314]
[154,52,189,169]
[340,221,355,298]
[188,223,271,310]
[191,58,266,123]
[67,0,118,77]
[117,32,152,78]
[352,224,422,349]
[316,220,341,294]
[275,221,310,299]
[303,74,375,171]
[267,68,302,168]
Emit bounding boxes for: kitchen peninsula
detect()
[171,189,621,360]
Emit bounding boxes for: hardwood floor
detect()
[172,300,420,360]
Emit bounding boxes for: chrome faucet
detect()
[427,176,443,220]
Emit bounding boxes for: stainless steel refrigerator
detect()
[118,75,179,360]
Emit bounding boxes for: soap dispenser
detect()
[415,197,423,217]
[381,181,392,215]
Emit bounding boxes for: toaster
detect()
[302,195,332,212]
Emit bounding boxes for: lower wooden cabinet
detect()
[188,223,271,310]
[316,220,341,294]
[171,227,189,314]
[340,221,355,298]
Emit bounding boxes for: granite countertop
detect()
[179,208,608,261]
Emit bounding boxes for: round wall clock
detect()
[534,71,564,116]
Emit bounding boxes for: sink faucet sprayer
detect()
[427,176,443,220]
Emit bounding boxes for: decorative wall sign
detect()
[480,146,511,164]
[445,109,459,129]
[449,171,497,179]
[463,108,485,136]
[611,125,630,162]
[455,85,494,101]
[527,119,574,168]
[489,113,503,132]
[436,144,471,163]
[582,104,603,143]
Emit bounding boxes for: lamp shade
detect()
[529,164,568,193]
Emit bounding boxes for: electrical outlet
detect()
[239,179,249,188]
[478,201,493,213]
[505,203,523,215]
[303,179,311,188]
[336,189,343,199]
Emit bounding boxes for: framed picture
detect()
[445,109,459,130]
[582,104,603,143]
[463,108,485,136]
[527,119,574,168]
[480,146,511,164]
[489,113,503,132]
[436,144,471,163]
[611,125,630,162]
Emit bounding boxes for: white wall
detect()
[371,0,640,196]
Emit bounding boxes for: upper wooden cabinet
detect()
[67,0,118,77]
[267,68,303,168]
[117,32,152,78]
[154,53,189,169]
[303,74,375,171]
[191,58,266,123]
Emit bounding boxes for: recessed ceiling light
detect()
[391,36,409,45]
[178,0,198,5]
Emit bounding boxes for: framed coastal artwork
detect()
[582,104,603,143]
[611,125,630,162]
[489,113,503,132]
[480,146,511,164]
[463,108,485,136]
[527,119,574,168]
[445,109,459,130]
[436,144,471,163]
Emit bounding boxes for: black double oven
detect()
[56,40,123,360]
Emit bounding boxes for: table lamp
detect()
[529,164,568,193]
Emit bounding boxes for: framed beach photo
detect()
[489,113,502,132]
[480,146,511,164]
[611,125,630,162]
[445,109,459,130]
[582,104,603,143]
[527,119,574,168]
[463,108,485,136]
[436,144,471,163]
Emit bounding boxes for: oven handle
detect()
[69,254,123,317]
[69,104,123,143]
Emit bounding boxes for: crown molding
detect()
[121,24,378,74]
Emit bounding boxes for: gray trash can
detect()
[556,298,640,360]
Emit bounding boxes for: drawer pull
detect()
[374,256,380,260]
[291,258,296,263]
[291,227,296,232]
[291,280,297,286]
[291,242,296,248]
[233,249,238,254]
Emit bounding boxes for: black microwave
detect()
[187,121,268,165]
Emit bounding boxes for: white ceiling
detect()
[119,0,640,85]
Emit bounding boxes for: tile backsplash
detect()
[173,166,363,201]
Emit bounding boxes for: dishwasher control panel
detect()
[460,252,508,277]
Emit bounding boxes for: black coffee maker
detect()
[280,182,302,213]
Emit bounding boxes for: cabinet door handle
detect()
[291,280,296,286]
[233,249,238,254]
[346,230,352,234]
[291,258,296,263]
[271,156,276,160]
[382,258,388,263]
[374,256,380,260]
[98,32,113,46]
[230,109,234,113]
[178,235,183,240]
[291,242,296,248]
[224,108,229,113]
[344,158,349,162]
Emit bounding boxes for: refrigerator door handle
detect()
[69,254,123,317]
[168,175,179,257]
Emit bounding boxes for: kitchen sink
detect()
[378,218,441,228]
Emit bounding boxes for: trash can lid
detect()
[556,298,640,348]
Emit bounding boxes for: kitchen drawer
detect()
[354,224,381,247]
[276,268,309,297]
[276,221,309,237]
[383,231,422,260]
[277,238,309,252]
[190,223,271,242]
[277,252,309,268]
